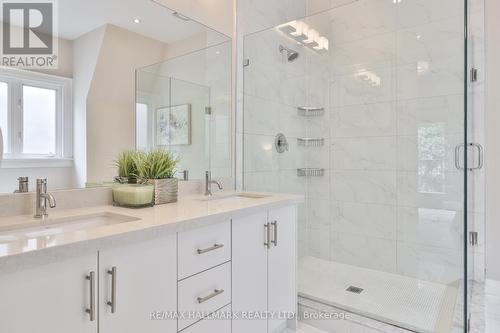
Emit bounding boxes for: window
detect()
[0,68,72,166]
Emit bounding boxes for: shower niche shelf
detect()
[297,168,325,177]
[297,138,325,147]
[297,106,325,117]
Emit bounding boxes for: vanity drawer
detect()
[178,220,231,279]
[181,305,231,333]
[178,262,231,331]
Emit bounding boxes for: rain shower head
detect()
[279,45,299,62]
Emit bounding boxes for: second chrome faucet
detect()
[204,171,222,196]
[34,179,56,219]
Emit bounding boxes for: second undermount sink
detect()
[0,212,140,243]
[199,192,271,202]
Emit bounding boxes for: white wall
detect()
[152,0,234,37]
[73,26,106,187]
[485,0,500,280]
[86,25,167,183]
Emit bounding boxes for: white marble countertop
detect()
[0,192,302,269]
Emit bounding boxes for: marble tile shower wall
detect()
[325,0,466,285]
[243,0,471,285]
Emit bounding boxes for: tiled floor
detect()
[299,256,458,333]
[470,279,500,333]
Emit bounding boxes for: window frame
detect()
[0,67,73,168]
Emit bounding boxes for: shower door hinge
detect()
[469,231,478,246]
[205,107,212,115]
[243,59,250,67]
[470,68,478,82]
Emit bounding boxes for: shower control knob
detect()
[275,133,289,153]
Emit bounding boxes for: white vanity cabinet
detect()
[232,205,297,333]
[99,235,177,333]
[0,254,98,333]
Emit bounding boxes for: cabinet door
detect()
[232,212,268,333]
[0,254,98,333]
[268,206,297,333]
[99,235,177,333]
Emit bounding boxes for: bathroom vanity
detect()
[0,192,300,333]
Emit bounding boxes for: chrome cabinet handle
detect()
[197,243,224,255]
[107,267,117,313]
[197,289,224,304]
[264,223,271,248]
[85,271,96,321]
[271,221,278,247]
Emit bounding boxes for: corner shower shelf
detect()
[297,168,325,177]
[297,138,325,147]
[297,106,325,117]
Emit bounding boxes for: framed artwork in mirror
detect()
[156,104,191,146]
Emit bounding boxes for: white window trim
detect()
[0,67,73,168]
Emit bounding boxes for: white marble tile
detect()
[396,0,464,29]
[332,171,397,205]
[330,233,397,272]
[397,16,464,65]
[308,226,331,260]
[331,66,395,107]
[243,171,280,192]
[396,242,462,284]
[396,95,464,136]
[331,32,396,76]
[307,198,331,229]
[397,206,462,250]
[396,132,461,173]
[332,136,397,171]
[243,95,281,136]
[327,0,397,44]
[243,134,278,172]
[396,59,464,100]
[279,169,307,194]
[331,102,396,138]
[332,201,397,240]
[396,171,464,211]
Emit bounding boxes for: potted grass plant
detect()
[136,149,179,204]
[114,150,142,184]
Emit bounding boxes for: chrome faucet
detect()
[205,171,222,196]
[34,179,56,219]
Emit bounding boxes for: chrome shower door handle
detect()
[455,143,484,171]
[86,271,96,321]
[455,144,464,170]
[469,143,484,170]
[271,221,278,247]
[107,267,117,313]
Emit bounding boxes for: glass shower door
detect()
[242,1,468,332]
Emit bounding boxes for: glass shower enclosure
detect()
[242,1,471,332]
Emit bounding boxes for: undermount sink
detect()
[199,192,271,202]
[0,212,140,243]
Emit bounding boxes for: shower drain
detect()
[346,286,364,294]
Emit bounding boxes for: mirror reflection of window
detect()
[136,102,149,151]
[417,123,446,194]
[0,82,8,154]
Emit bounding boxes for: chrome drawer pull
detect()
[107,267,117,313]
[197,289,224,304]
[197,243,224,254]
[85,271,96,321]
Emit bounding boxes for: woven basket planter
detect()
[146,178,178,205]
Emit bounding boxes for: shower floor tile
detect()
[298,256,458,333]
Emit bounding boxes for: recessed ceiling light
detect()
[133,18,141,24]
[416,34,422,39]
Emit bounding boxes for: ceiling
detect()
[57,0,213,44]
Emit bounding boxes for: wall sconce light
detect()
[278,20,330,52]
